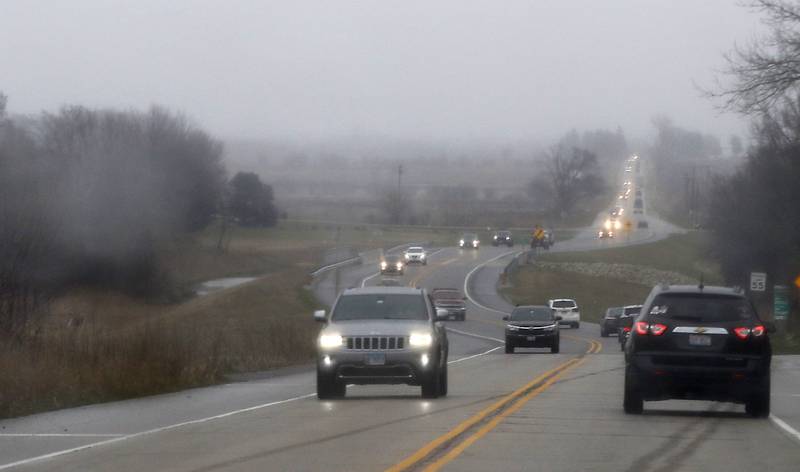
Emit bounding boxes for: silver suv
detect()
[314,287,449,399]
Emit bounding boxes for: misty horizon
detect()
[2,1,763,143]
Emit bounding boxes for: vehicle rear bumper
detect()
[557,313,580,323]
[630,352,770,402]
[437,306,465,318]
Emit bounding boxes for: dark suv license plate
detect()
[364,353,386,365]
[689,334,711,346]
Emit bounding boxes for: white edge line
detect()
[0,393,316,471]
[310,256,362,277]
[448,346,502,364]
[463,250,520,315]
[1,324,498,470]
[0,434,125,438]
[770,414,800,444]
[446,327,504,344]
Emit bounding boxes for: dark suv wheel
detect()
[745,372,771,418]
[623,365,643,414]
[505,341,514,354]
[421,359,447,398]
[317,370,346,399]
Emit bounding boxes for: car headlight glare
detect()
[409,332,433,347]
[396,262,403,269]
[319,333,343,349]
[459,239,465,245]
[473,240,479,245]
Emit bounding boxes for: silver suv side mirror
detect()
[435,308,450,321]
[313,310,326,322]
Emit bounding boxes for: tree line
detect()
[0,96,277,335]
[707,0,800,318]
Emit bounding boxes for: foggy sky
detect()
[1,0,763,142]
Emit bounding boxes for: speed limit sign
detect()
[750,272,767,292]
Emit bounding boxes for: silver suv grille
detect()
[345,336,405,350]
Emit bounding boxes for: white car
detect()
[404,246,427,265]
[549,299,580,328]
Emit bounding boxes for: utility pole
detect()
[397,164,403,192]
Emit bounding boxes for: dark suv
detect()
[492,230,513,247]
[617,305,643,350]
[600,306,623,337]
[623,285,774,417]
[503,305,561,353]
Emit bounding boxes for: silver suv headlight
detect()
[319,333,343,349]
[409,332,433,348]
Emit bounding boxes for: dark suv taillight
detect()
[635,321,667,336]
[733,325,765,340]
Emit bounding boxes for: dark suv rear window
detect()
[433,291,461,300]
[648,294,755,323]
[332,294,428,321]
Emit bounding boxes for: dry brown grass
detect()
[1,231,326,419]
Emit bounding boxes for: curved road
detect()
[2,239,800,471]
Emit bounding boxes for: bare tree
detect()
[711,0,800,114]
[542,146,605,217]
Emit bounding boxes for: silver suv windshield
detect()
[332,294,429,321]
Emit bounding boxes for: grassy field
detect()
[507,231,800,353]
[539,232,723,284]
[501,265,653,324]
[12,216,582,418]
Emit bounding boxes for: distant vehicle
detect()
[458,233,480,249]
[492,230,514,247]
[543,230,555,248]
[635,189,642,197]
[431,288,467,321]
[637,220,649,229]
[600,217,621,238]
[611,207,624,218]
[378,278,402,287]
[600,306,624,337]
[634,198,643,209]
[623,285,774,417]
[617,305,643,350]
[380,254,405,275]
[633,208,643,214]
[404,246,427,265]
[503,305,561,353]
[549,298,580,328]
[314,287,449,399]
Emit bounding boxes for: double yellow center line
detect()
[386,355,588,472]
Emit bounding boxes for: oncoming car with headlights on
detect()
[314,287,449,399]
[458,232,480,249]
[503,305,561,353]
[599,217,621,238]
[380,254,405,275]
[403,246,427,265]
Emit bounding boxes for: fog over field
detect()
[3,0,760,143]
